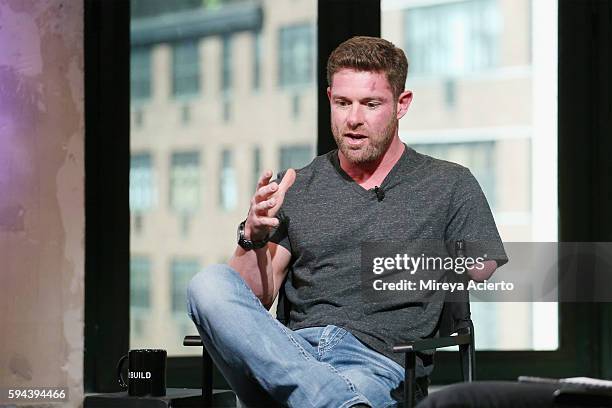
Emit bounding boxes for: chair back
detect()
[438,287,472,337]
[438,240,473,337]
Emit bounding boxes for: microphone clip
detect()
[374,186,385,202]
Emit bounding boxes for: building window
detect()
[130,153,156,212]
[220,149,238,211]
[252,146,262,189]
[279,24,314,88]
[170,151,200,213]
[221,35,232,93]
[223,100,232,123]
[130,256,151,309]
[253,31,262,90]
[131,46,152,100]
[444,78,457,108]
[170,258,200,314]
[291,94,301,118]
[404,0,501,76]
[130,269,149,338]
[133,108,144,128]
[172,39,200,97]
[412,141,497,208]
[181,104,191,124]
[221,35,232,121]
[279,145,313,171]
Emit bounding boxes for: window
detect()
[279,24,314,88]
[221,35,233,121]
[221,35,232,93]
[170,258,200,314]
[404,0,501,76]
[181,104,191,124]
[252,146,263,191]
[253,31,262,90]
[384,0,557,351]
[130,153,156,212]
[172,39,200,97]
[279,145,313,171]
[219,149,238,211]
[130,256,151,339]
[130,256,151,309]
[129,0,317,356]
[292,94,301,118]
[252,146,262,189]
[131,46,152,100]
[133,108,144,127]
[104,0,589,388]
[170,151,200,213]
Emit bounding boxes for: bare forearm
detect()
[227,168,295,308]
[228,245,276,307]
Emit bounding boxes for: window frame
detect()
[84,0,612,393]
[130,45,152,101]
[169,150,201,214]
[219,148,238,211]
[130,255,152,310]
[252,30,263,91]
[129,151,156,212]
[278,23,316,89]
[403,0,501,78]
[279,144,314,172]
[170,258,201,315]
[221,34,233,94]
[171,38,201,99]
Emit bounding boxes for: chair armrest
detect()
[183,335,203,346]
[393,333,472,353]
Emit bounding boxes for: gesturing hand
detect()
[245,169,296,242]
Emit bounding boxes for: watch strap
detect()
[237,220,269,250]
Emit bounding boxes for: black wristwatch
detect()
[237,220,269,250]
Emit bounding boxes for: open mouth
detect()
[345,133,367,142]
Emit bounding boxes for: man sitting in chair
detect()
[187,36,507,408]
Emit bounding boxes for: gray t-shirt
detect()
[270,145,507,377]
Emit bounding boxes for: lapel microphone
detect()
[374,186,385,202]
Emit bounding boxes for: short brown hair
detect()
[327,36,408,99]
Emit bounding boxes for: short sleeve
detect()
[269,208,291,253]
[445,168,508,267]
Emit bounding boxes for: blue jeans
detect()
[186,264,407,408]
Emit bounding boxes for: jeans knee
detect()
[187,264,239,318]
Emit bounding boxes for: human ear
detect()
[396,90,413,119]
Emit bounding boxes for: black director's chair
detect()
[184,241,475,408]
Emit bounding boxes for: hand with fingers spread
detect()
[245,168,297,243]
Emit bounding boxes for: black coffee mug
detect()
[117,349,167,396]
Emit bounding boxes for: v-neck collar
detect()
[326,143,419,199]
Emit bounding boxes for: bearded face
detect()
[331,105,397,165]
[328,69,400,165]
